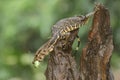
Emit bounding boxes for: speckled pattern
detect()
[33,11,95,65]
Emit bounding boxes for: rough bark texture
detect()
[45,4,114,80]
[80,4,114,80]
[45,30,80,80]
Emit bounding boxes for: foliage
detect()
[0,0,120,80]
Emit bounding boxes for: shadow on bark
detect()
[45,4,114,80]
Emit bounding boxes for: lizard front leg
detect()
[60,32,71,50]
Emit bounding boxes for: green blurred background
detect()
[0,0,120,80]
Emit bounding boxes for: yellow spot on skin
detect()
[76,24,80,29]
[49,48,53,52]
[57,35,60,38]
[62,31,65,34]
[66,27,71,31]
[74,24,77,29]
[60,30,65,34]
[63,29,67,33]
[70,25,74,30]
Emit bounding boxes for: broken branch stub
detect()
[80,4,114,80]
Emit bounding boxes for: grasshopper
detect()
[33,11,96,68]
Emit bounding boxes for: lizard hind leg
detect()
[74,35,81,54]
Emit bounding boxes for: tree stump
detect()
[80,4,114,80]
[45,4,114,80]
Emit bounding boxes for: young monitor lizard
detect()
[33,11,96,68]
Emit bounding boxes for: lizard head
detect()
[78,11,96,25]
[32,42,54,68]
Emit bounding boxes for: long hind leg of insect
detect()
[74,35,81,54]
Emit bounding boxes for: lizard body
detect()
[33,11,95,67]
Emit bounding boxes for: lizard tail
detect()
[33,34,59,64]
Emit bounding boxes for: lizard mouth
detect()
[82,11,96,25]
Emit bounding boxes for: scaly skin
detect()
[32,11,95,68]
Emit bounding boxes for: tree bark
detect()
[45,4,114,80]
[45,29,80,80]
[80,4,114,80]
